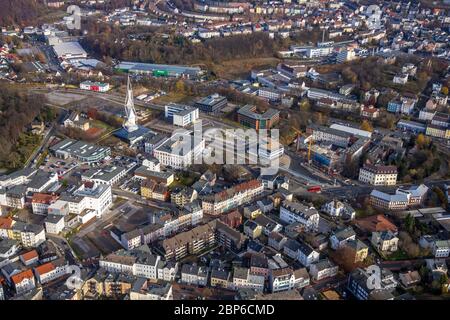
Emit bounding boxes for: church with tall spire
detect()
[123,76,138,132]
[114,76,153,146]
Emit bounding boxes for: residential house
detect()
[371,231,399,254]
[180,263,208,286]
[11,269,36,295]
[330,227,356,250]
[210,268,230,288]
[309,259,339,281]
[280,200,320,231]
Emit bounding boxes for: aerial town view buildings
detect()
[0,0,449,304]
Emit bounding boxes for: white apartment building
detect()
[157,262,178,282]
[47,200,70,216]
[305,46,333,58]
[19,225,46,248]
[181,264,208,286]
[232,267,264,292]
[358,164,398,186]
[280,200,320,231]
[44,215,65,235]
[31,193,59,215]
[336,49,357,63]
[81,166,127,186]
[309,259,339,281]
[142,158,161,172]
[100,251,177,281]
[371,231,399,253]
[297,241,320,267]
[61,182,112,217]
[322,200,355,219]
[433,240,450,258]
[34,259,68,284]
[164,103,199,127]
[0,168,37,188]
[269,268,296,293]
[11,270,36,295]
[154,133,205,169]
[133,254,161,280]
[100,253,136,274]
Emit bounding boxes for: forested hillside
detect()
[0,0,47,26]
[0,84,47,169]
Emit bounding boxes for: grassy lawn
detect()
[209,57,280,79]
[169,172,200,190]
[153,92,191,104]
[91,119,114,131]
[384,250,410,261]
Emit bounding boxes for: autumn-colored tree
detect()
[441,86,449,96]
[299,98,310,112]
[175,80,185,94]
[87,107,99,120]
[35,52,47,64]
[415,133,430,149]
[360,119,374,132]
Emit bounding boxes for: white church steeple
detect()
[123,75,138,132]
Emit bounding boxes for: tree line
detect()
[81,25,278,66]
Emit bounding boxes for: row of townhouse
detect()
[110,204,203,251]
[279,200,320,231]
[99,249,178,282]
[200,180,264,216]
[10,257,69,295]
[0,170,59,209]
[0,218,46,248]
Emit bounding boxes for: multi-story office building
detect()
[194,94,227,114]
[369,184,428,210]
[164,103,199,127]
[59,182,112,218]
[237,105,280,130]
[153,133,205,169]
[307,124,352,148]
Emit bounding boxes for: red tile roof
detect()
[11,269,34,285]
[34,262,56,276]
[32,193,58,204]
[21,250,39,262]
[0,217,14,229]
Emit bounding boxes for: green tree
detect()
[404,214,416,234]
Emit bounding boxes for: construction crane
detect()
[290,127,314,162]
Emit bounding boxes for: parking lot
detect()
[39,155,79,180]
